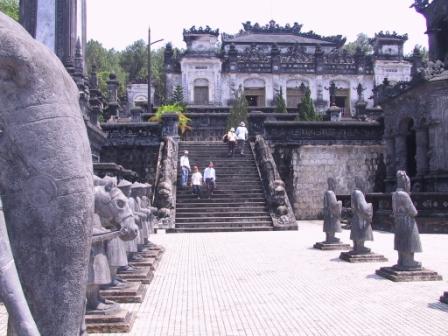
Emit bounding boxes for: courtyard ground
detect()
[1,220,448,336]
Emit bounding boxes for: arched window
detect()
[193,78,209,105]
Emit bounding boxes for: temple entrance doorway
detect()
[244,88,265,107]
[405,119,417,178]
[335,88,350,117]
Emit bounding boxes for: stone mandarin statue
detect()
[392,170,422,270]
[0,12,94,335]
[350,177,373,254]
[322,178,343,243]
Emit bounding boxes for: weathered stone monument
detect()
[376,171,441,281]
[340,177,387,262]
[0,11,94,335]
[314,178,350,250]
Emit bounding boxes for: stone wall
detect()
[278,144,385,219]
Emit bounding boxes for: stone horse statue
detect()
[0,13,94,335]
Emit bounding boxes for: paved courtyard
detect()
[1,221,448,335]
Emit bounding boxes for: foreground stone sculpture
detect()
[314,178,350,250]
[340,177,387,262]
[0,12,94,335]
[376,171,441,281]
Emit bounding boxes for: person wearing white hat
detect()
[180,150,191,188]
[235,121,248,155]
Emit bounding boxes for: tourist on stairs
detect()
[203,162,216,199]
[236,121,248,155]
[180,150,191,188]
[191,166,202,199]
[223,127,237,157]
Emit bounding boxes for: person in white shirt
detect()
[180,150,190,188]
[191,166,202,199]
[235,121,248,155]
[203,161,216,199]
[223,127,237,157]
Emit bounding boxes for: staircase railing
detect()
[250,135,297,230]
[153,136,178,229]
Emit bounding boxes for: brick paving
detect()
[1,221,448,335]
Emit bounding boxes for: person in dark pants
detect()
[235,121,248,155]
[203,161,216,199]
[191,166,202,199]
[223,127,237,157]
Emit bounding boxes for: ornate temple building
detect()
[164,21,412,116]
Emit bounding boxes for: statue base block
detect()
[376,267,442,282]
[118,267,154,284]
[85,309,135,333]
[100,281,147,303]
[340,251,388,263]
[129,256,159,271]
[313,241,351,250]
[440,292,448,304]
[140,248,163,260]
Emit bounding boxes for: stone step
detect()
[176,207,268,213]
[171,226,274,233]
[176,197,266,203]
[174,221,273,228]
[175,211,270,218]
[176,222,273,232]
[176,201,267,208]
[177,190,264,196]
[175,216,272,223]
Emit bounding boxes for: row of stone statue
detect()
[83,176,163,333]
[316,170,441,282]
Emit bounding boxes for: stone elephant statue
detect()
[0,12,94,336]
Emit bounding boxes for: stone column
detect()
[19,0,38,37]
[55,0,77,71]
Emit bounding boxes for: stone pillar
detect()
[55,0,77,71]
[161,113,179,140]
[248,111,266,140]
[19,0,38,37]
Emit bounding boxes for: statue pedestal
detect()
[118,266,154,284]
[340,251,388,263]
[100,281,147,303]
[85,309,135,333]
[140,248,164,260]
[130,256,159,271]
[313,241,351,250]
[376,267,442,282]
[440,292,448,304]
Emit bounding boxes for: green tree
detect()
[227,85,248,129]
[151,47,166,106]
[274,87,287,113]
[297,87,321,121]
[343,33,373,55]
[119,39,147,83]
[0,0,19,21]
[85,40,126,96]
[170,85,185,105]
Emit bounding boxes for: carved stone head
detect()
[327,177,337,192]
[396,170,411,193]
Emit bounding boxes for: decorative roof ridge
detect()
[183,25,219,36]
[370,31,408,42]
[222,20,346,46]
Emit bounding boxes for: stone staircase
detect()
[174,141,274,233]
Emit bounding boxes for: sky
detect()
[86,0,428,54]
